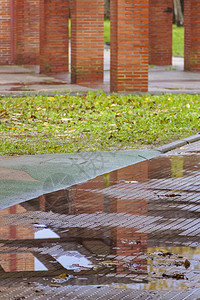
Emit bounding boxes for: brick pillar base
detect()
[149,0,173,66]
[40,0,69,74]
[71,0,104,84]
[0,0,11,64]
[110,0,149,92]
[14,0,40,65]
[184,0,200,71]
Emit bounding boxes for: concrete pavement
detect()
[1,47,200,95]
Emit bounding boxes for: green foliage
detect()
[173,24,184,57]
[0,93,199,155]
[104,20,110,44]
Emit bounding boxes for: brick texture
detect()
[0,0,11,64]
[184,0,200,71]
[71,0,104,83]
[14,0,40,65]
[40,0,69,73]
[110,0,149,92]
[0,205,34,272]
[149,0,173,66]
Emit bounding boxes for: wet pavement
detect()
[0,141,200,299]
[1,47,200,94]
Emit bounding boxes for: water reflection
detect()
[35,227,60,239]
[0,154,200,291]
[53,251,92,270]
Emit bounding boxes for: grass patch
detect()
[173,24,184,57]
[104,20,110,44]
[0,93,199,155]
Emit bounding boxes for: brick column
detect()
[184,0,200,71]
[149,0,173,66]
[0,0,11,64]
[71,0,104,84]
[14,0,40,65]
[110,0,149,92]
[40,0,69,73]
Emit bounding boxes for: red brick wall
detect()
[14,0,40,65]
[149,0,173,66]
[0,0,11,64]
[71,0,104,83]
[110,0,149,92]
[40,0,69,73]
[184,0,200,71]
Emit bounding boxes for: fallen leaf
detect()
[184,259,190,269]
[55,273,67,279]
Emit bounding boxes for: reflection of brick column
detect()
[0,205,34,272]
[117,161,148,183]
[110,0,149,92]
[114,162,148,274]
[71,162,148,274]
[74,180,105,214]
[14,0,40,65]
[115,229,147,274]
[115,195,148,274]
[40,0,69,73]
[149,0,173,66]
[40,195,46,211]
[71,0,104,83]
[184,0,200,71]
[0,0,11,64]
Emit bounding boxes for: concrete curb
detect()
[1,90,200,97]
[156,133,200,153]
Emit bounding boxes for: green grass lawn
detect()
[0,93,199,155]
[173,24,184,57]
[104,20,110,44]
[69,20,184,57]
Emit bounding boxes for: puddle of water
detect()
[34,227,60,239]
[0,153,200,292]
[53,251,92,270]
[35,257,48,271]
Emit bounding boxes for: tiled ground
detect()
[0,142,200,299]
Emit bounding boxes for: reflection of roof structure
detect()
[0,168,38,181]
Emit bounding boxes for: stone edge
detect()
[156,133,200,153]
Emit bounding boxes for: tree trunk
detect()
[173,0,184,26]
[104,0,110,19]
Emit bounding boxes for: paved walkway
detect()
[1,47,200,95]
[0,141,200,299]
